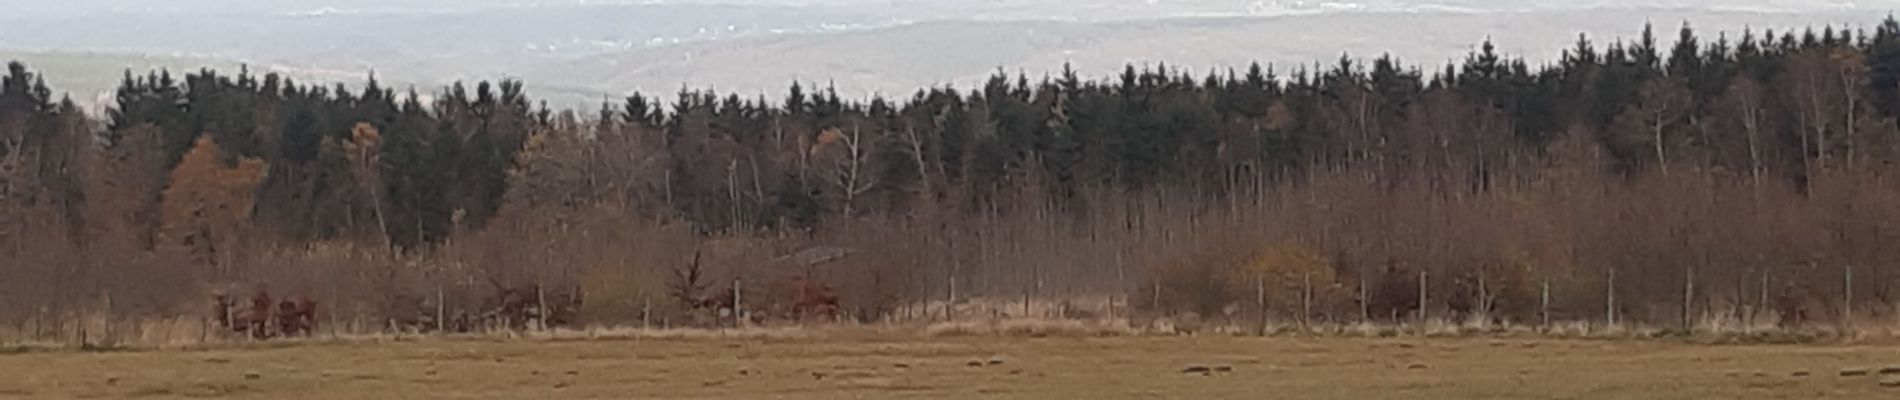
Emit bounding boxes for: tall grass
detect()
[11,298,1900,351]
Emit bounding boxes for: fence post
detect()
[536,286,549,331]
[1359,276,1370,323]
[1844,264,1854,327]
[948,275,958,321]
[1036,276,1045,318]
[101,291,113,347]
[1152,281,1161,313]
[329,276,342,338]
[1115,248,1127,324]
[1256,274,1266,336]
[1417,270,1428,326]
[76,314,87,349]
[1540,280,1550,329]
[732,278,743,327]
[1683,264,1694,331]
[1301,272,1313,329]
[435,284,446,334]
[1022,288,1030,318]
[1757,269,1769,328]
[1607,268,1618,327]
[221,300,233,341]
[642,295,651,329]
[1478,269,1489,320]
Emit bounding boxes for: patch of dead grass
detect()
[923,318,1133,338]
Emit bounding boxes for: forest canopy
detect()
[7,20,1900,336]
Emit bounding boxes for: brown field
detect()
[5,332,1900,399]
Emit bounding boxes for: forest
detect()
[7,20,1900,341]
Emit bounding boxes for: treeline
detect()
[7,20,1900,338]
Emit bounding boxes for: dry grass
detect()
[6,332,1900,399]
[905,295,1123,322]
[10,313,1900,352]
[922,319,1135,338]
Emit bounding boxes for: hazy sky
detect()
[5,1,1896,17]
[4,0,1896,111]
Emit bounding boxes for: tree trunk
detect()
[1652,117,1670,176]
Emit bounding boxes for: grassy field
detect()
[4,332,1900,399]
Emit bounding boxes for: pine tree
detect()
[1867,16,1900,121]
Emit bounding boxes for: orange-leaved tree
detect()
[159,136,266,275]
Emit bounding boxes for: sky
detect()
[3,0,1897,111]
[4,1,1895,17]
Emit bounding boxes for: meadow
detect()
[5,328,1900,399]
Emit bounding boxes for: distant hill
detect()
[520,8,1883,104]
[0,50,408,114]
[2,5,1891,112]
[0,51,244,113]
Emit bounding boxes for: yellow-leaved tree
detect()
[1237,243,1348,322]
[159,136,266,275]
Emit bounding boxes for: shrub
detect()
[1240,243,1349,320]
[1140,240,1346,324]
